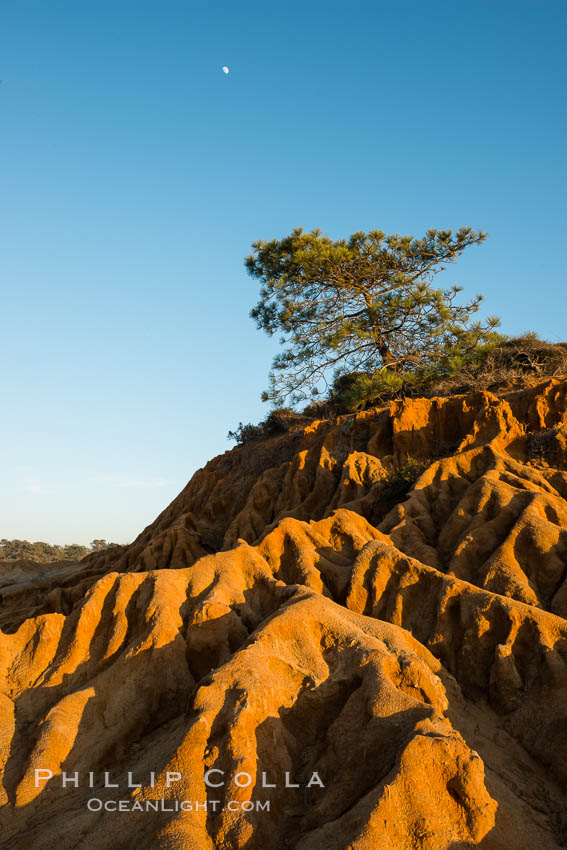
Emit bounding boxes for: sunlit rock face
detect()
[2,377,567,849]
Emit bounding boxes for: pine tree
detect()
[246,226,501,405]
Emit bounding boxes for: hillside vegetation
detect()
[229,335,567,443]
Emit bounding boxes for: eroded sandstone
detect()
[2,378,567,848]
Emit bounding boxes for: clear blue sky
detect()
[1,0,565,544]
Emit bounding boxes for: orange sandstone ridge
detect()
[2,378,567,848]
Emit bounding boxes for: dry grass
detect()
[428,338,567,398]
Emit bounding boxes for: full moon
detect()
[222,66,229,74]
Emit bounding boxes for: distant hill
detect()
[0,538,119,562]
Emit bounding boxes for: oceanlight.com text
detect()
[86,798,270,813]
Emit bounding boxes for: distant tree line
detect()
[0,538,120,563]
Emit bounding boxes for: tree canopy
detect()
[246,227,501,406]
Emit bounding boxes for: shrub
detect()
[226,421,265,444]
[329,370,417,413]
[478,336,567,375]
[379,456,428,511]
[227,408,311,445]
[323,334,567,413]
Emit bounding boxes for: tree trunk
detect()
[379,343,396,371]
